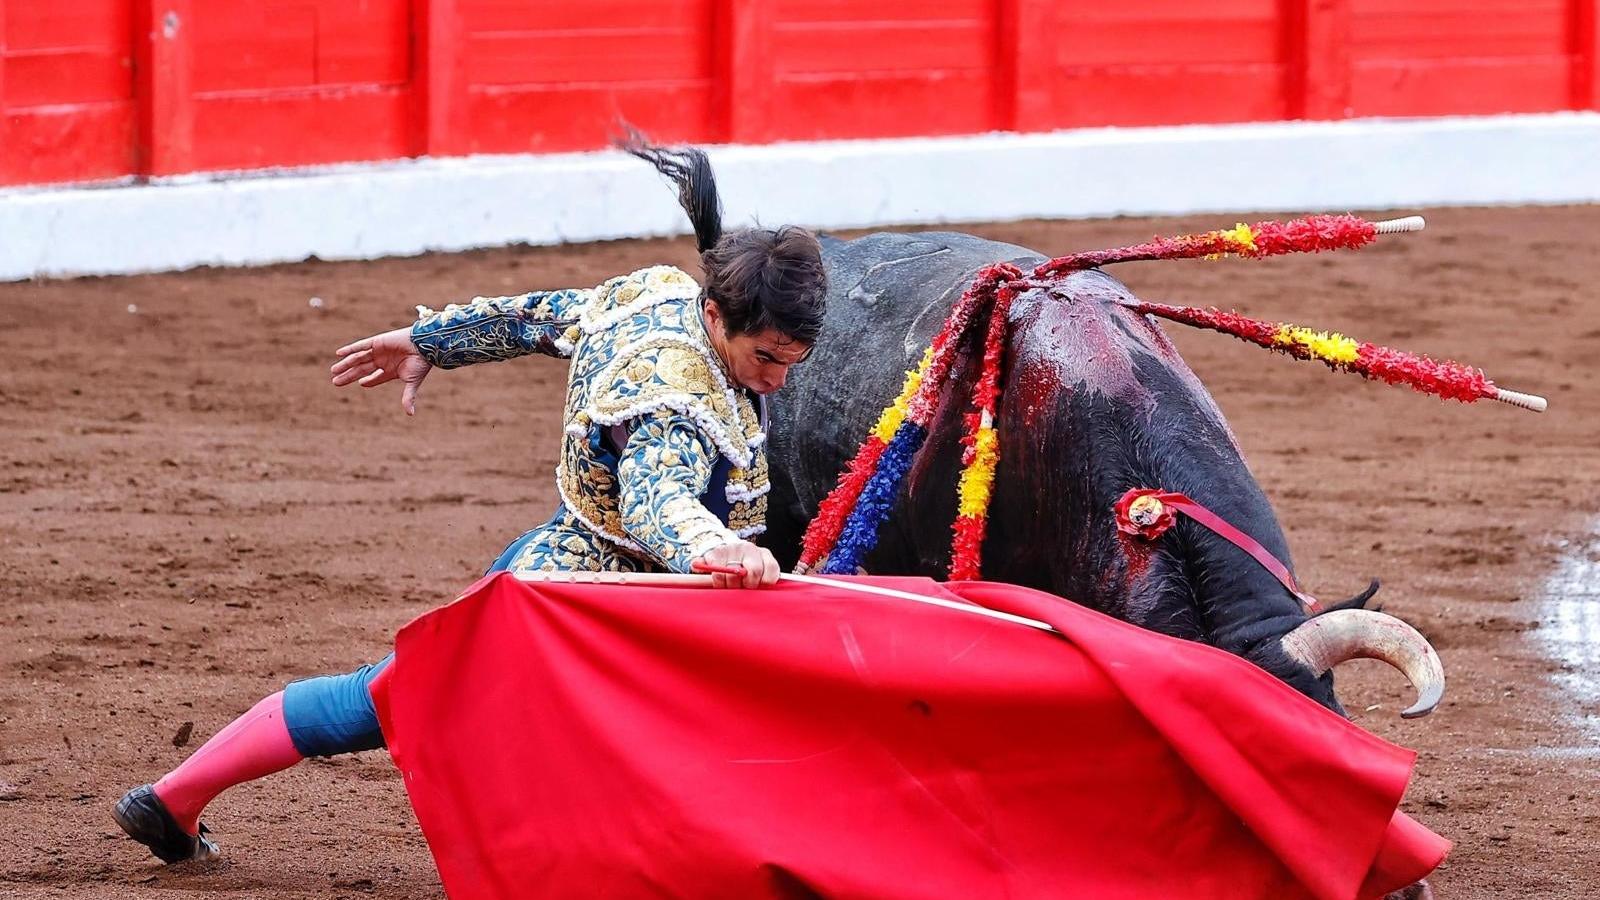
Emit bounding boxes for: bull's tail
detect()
[616,127,723,254]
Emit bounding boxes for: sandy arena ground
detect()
[1,206,1597,898]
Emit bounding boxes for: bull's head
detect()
[999,275,1445,720]
[1269,595,1445,719]
[1161,563,1445,721]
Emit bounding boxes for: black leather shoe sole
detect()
[113,784,219,863]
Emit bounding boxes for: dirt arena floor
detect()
[1,205,1596,898]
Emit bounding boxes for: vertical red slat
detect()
[1289,0,1352,120]
[412,0,466,157]
[996,0,1053,132]
[0,2,9,183]
[135,0,195,176]
[1576,0,1600,109]
[715,0,774,143]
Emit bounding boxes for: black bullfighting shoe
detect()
[113,784,220,863]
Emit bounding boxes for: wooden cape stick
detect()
[512,568,1060,635]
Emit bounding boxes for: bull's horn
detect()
[1279,609,1444,719]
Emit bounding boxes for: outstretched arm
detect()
[616,410,779,588]
[330,287,592,416]
[408,287,592,368]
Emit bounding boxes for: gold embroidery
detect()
[655,347,707,391]
[554,266,771,566]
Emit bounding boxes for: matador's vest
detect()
[554,266,770,560]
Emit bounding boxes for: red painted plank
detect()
[1351,9,1568,60]
[5,48,133,107]
[464,82,714,153]
[1054,17,1283,68]
[996,0,1055,131]
[313,1,411,85]
[464,29,711,86]
[0,2,9,183]
[1351,57,1571,115]
[714,0,775,142]
[1055,0,1277,22]
[1047,66,1288,129]
[2,0,134,113]
[135,0,196,176]
[769,71,994,140]
[413,0,466,157]
[4,0,131,52]
[190,86,412,170]
[463,0,712,33]
[2,102,137,185]
[1577,0,1600,109]
[189,4,316,93]
[1350,0,1554,14]
[1290,0,1353,120]
[188,1,407,92]
[772,21,993,76]
[776,0,994,25]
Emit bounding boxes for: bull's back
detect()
[769,231,1296,657]
[767,231,1249,601]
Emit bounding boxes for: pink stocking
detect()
[152,690,303,835]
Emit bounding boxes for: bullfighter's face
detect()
[702,300,813,395]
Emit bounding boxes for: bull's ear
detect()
[1317,578,1381,615]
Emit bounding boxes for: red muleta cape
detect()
[371,573,1447,899]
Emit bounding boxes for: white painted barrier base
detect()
[2,113,1597,281]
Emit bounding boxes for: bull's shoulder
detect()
[821,231,1041,313]
[820,231,1041,285]
[814,231,1045,357]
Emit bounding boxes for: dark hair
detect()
[620,131,827,345]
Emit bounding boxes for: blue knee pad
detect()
[283,521,534,758]
[282,654,393,757]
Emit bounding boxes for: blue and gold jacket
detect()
[409,266,769,573]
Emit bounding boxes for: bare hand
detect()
[330,327,433,416]
[694,541,780,589]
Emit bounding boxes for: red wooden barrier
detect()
[1290,0,1353,120]
[1349,0,1573,116]
[413,0,466,157]
[2,0,138,184]
[1578,0,1600,107]
[2,0,1596,187]
[0,3,7,181]
[996,0,1055,132]
[181,0,412,173]
[457,0,717,154]
[134,0,192,175]
[713,0,773,142]
[765,0,998,141]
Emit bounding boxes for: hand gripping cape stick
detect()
[796,213,1550,583]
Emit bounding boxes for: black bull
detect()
[764,231,1441,718]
